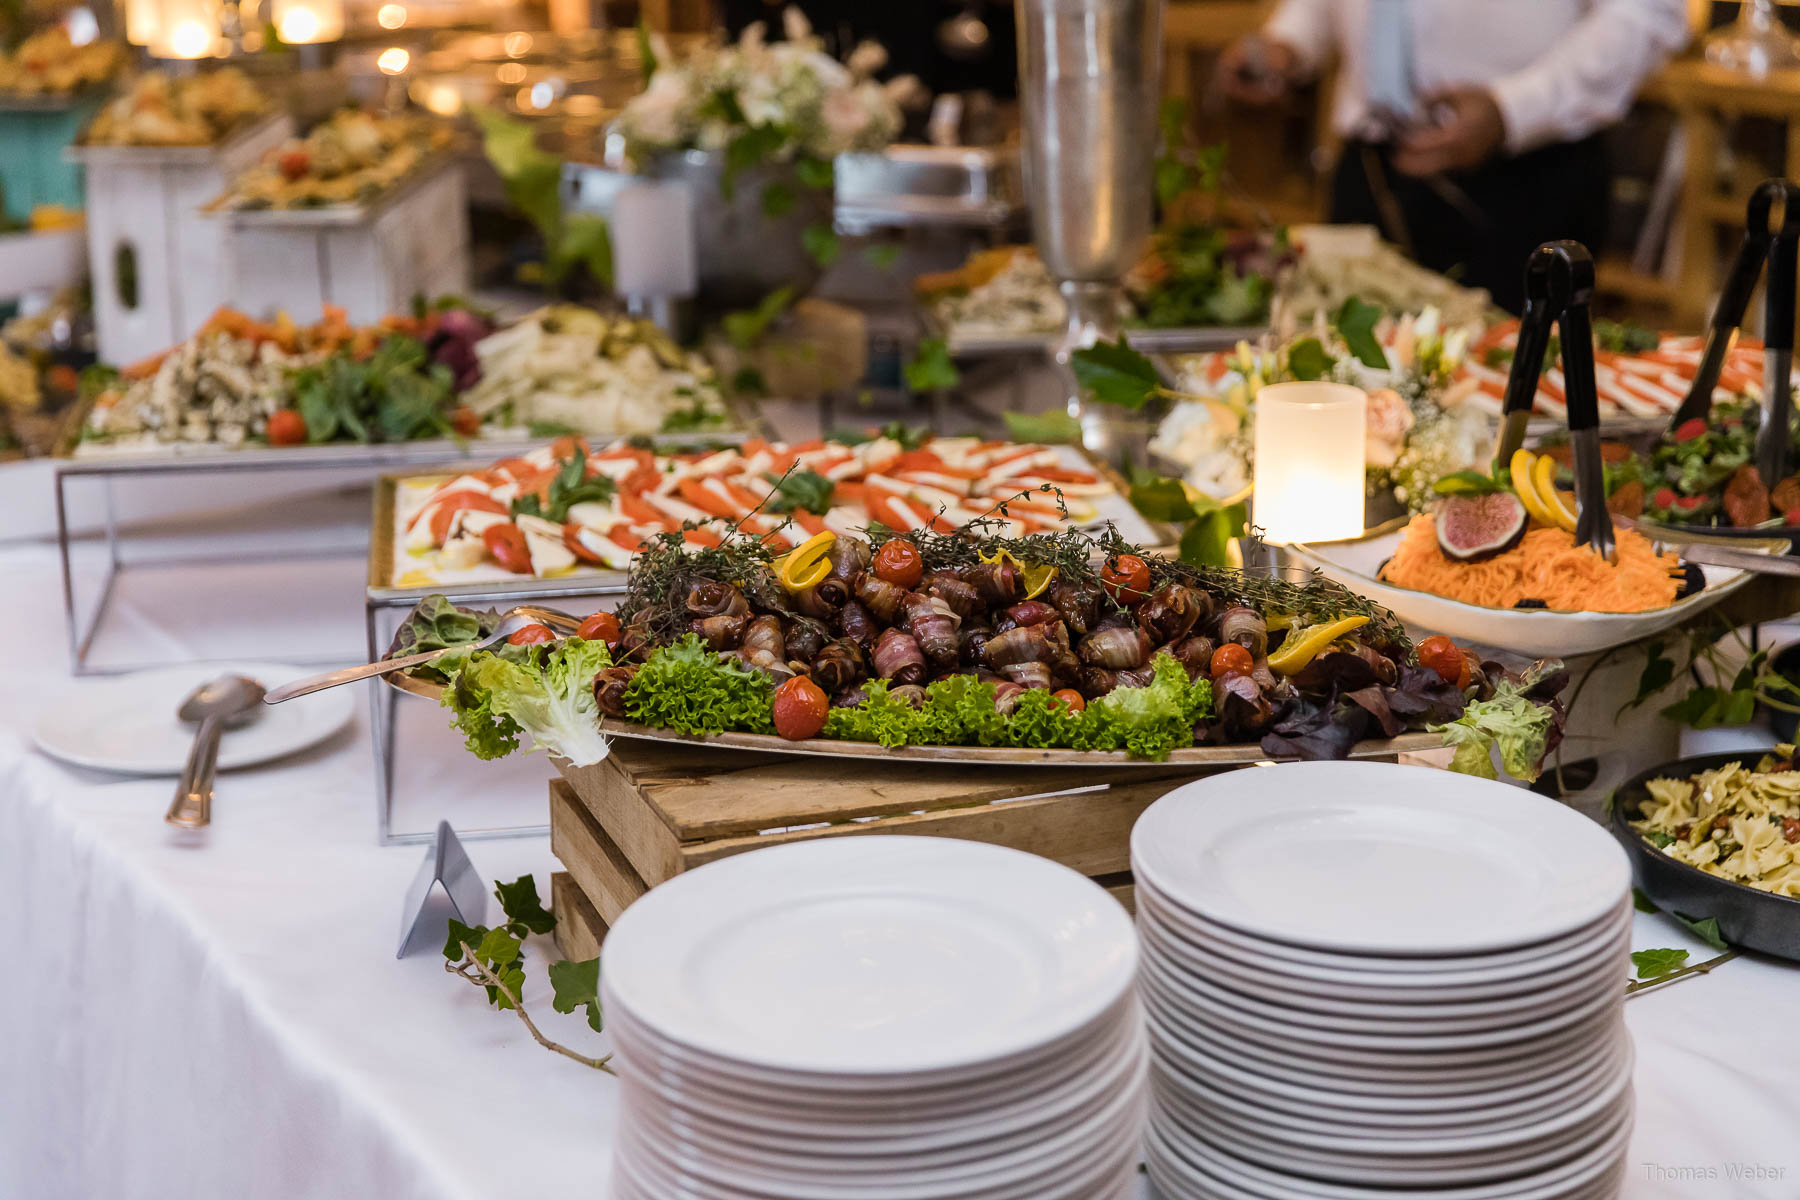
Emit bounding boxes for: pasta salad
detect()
[1633,752,1800,897]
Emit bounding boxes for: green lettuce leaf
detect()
[1430,680,1556,782]
[1084,653,1212,761]
[620,635,775,736]
[442,637,614,764]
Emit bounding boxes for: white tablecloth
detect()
[4,523,1799,1200]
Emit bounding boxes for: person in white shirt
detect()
[1219,0,1691,311]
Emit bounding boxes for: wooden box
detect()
[74,113,295,365]
[221,160,470,325]
[545,741,1313,950]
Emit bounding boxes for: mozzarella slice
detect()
[570,524,636,569]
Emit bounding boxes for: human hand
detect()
[1217,35,1299,106]
[1391,87,1507,176]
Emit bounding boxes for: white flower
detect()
[1364,387,1414,468]
[781,5,812,42]
[846,39,887,77]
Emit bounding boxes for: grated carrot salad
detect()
[1379,516,1682,613]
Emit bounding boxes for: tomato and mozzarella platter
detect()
[388,435,1142,587]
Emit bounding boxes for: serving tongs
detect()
[1493,240,1614,561]
[1667,177,1800,489]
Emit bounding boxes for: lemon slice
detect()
[775,530,836,592]
[1267,616,1370,676]
[983,548,1058,599]
[1532,454,1579,533]
[1508,450,1560,529]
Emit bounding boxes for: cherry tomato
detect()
[449,405,481,437]
[483,522,533,574]
[576,611,621,646]
[772,676,830,741]
[1209,643,1253,680]
[1052,688,1086,713]
[266,408,307,446]
[1101,554,1151,606]
[429,491,508,543]
[873,539,924,589]
[278,149,311,181]
[1672,417,1708,444]
[1417,635,1467,688]
[507,623,556,646]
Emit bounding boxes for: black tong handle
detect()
[1671,178,1795,430]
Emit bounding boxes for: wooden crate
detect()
[546,742,1321,935]
[551,870,608,960]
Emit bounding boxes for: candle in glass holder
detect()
[1252,381,1368,545]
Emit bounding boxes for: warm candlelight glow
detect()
[1251,382,1368,545]
[377,46,409,74]
[124,0,161,45]
[376,3,406,28]
[503,31,532,57]
[269,0,343,45]
[166,17,213,56]
[495,61,525,84]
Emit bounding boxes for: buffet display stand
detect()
[0,90,105,221]
[545,734,1442,949]
[69,112,294,365]
[216,156,469,325]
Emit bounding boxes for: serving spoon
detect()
[261,605,582,705]
[165,675,265,829]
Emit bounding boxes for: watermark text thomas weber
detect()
[1642,1162,1788,1184]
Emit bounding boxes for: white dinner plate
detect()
[1149,1038,1631,1150]
[31,662,354,775]
[1140,959,1619,1055]
[1139,950,1619,1040]
[1286,529,1753,658]
[1146,1014,1630,1120]
[1136,891,1631,1001]
[1146,1094,1634,1200]
[1139,912,1630,1019]
[602,985,1132,1107]
[1144,1003,1628,1099]
[600,837,1137,1075]
[611,1015,1145,1153]
[1131,762,1630,956]
[626,1043,1145,1197]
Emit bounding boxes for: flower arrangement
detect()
[613,9,915,169]
[1150,305,1491,514]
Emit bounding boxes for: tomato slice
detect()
[676,476,744,520]
[427,492,508,543]
[618,493,675,528]
[563,523,609,566]
[682,527,724,548]
[482,523,534,574]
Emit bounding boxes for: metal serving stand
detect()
[54,438,505,674]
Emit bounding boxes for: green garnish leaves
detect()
[1333,296,1389,370]
[1285,336,1334,382]
[1632,887,1660,913]
[1432,469,1504,497]
[1631,947,1688,980]
[621,634,775,736]
[760,468,835,515]
[1430,678,1556,782]
[1676,913,1729,952]
[441,636,615,764]
[511,447,617,522]
[1071,338,1161,410]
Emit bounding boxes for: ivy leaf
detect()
[547,214,613,289]
[471,104,562,237]
[903,337,959,392]
[1660,685,1725,728]
[494,875,556,936]
[1155,156,1192,211]
[443,918,489,962]
[1627,640,1676,711]
[548,957,604,1032]
[863,243,901,270]
[1179,499,1248,567]
[1631,947,1689,980]
[1286,336,1335,381]
[475,926,522,966]
[1002,408,1082,444]
[490,962,526,1010]
[722,123,787,197]
[1675,913,1729,952]
[1632,887,1660,914]
[801,224,841,268]
[761,181,795,218]
[1071,338,1159,410]
[1332,296,1389,370]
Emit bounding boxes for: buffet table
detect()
[3,525,1798,1200]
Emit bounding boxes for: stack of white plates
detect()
[601,836,1148,1199]
[1132,762,1636,1200]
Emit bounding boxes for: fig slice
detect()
[1435,493,1529,562]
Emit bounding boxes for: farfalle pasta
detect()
[1633,753,1800,897]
